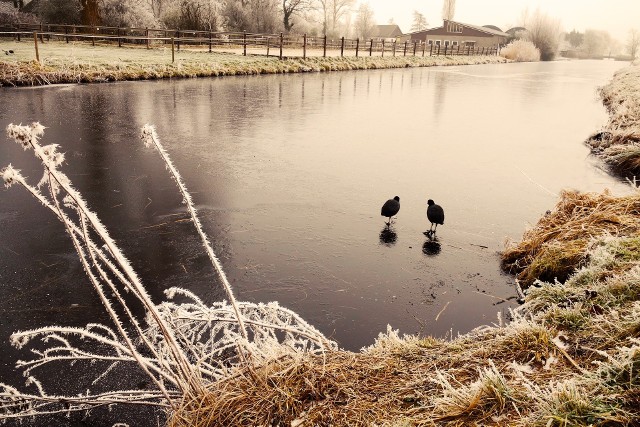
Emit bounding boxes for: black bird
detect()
[426,199,444,235]
[381,196,400,225]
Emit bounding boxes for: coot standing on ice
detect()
[426,199,444,235]
[381,196,400,225]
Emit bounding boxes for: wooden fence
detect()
[0,22,500,62]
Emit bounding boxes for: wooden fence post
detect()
[403,40,407,56]
[369,39,373,56]
[117,27,121,47]
[355,38,359,57]
[392,40,395,56]
[340,36,344,57]
[65,26,69,43]
[243,31,247,56]
[146,28,150,49]
[303,33,307,59]
[430,43,433,56]
[209,31,212,52]
[323,35,327,57]
[33,31,39,63]
[422,41,426,56]
[413,41,417,56]
[279,32,283,59]
[171,37,175,63]
[381,40,384,57]
[266,37,270,56]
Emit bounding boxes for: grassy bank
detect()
[166,66,640,426]
[586,62,640,177]
[0,40,507,86]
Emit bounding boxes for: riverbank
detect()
[586,63,640,178]
[0,40,507,86]
[169,64,640,426]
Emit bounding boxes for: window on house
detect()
[444,40,450,46]
[446,22,463,33]
[434,40,441,46]
[427,40,433,45]
[452,41,459,46]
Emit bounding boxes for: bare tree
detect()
[220,0,279,32]
[582,29,611,58]
[317,0,329,36]
[283,0,312,32]
[223,0,249,31]
[330,0,354,37]
[316,0,354,37]
[565,29,583,48]
[247,0,279,33]
[411,10,427,32]
[627,29,640,60]
[354,2,374,39]
[99,0,158,28]
[522,9,561,61]
[80,0,101,26]
[441,0,455,21]
[36,0,82,24]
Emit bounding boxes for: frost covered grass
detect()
[587,62,640,177]
[0,40,507,86]
[502,190,640,288]
[499,39,541,62]
[3,66,640,423]
[175,234,640,426]
[0,123,334,421]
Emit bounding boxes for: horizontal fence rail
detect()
[0,22,500,62]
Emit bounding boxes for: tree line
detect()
[5,0,395,39]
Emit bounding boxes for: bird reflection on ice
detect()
[422,236,442,256]
[379,226,397,246]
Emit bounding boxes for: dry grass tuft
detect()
[502,190,640,288]
[499,39,541,62]
[168,351,433,426]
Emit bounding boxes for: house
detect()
[409,19,509,50]
[370,24,403,42]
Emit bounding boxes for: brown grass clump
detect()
[168,351,435,426]
[502,190,640,288]
[587,63,640,176]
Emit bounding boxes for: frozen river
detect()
[0,58,631,425]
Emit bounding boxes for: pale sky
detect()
[362,0,639,42]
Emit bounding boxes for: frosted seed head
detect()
[2,165,20,188]
[6,124,32,150]
[30,122,46,137]
[41,144,64,168]
[140,124,155,148]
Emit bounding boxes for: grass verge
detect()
[0,40,508,86]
